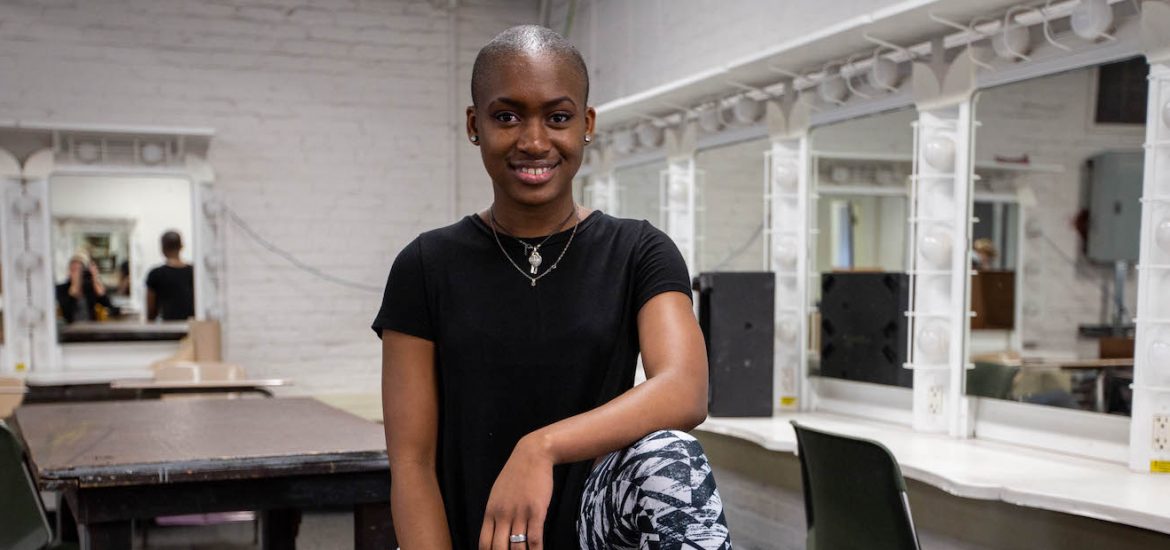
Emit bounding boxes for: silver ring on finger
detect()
[509,533,527,544]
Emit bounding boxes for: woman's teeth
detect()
[520,167,550,175]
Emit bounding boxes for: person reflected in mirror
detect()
[56,255,117,323]
[972,238,998,270]
[146,230,194,321]
[115,259,131,297]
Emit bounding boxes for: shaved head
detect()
[470,25,589,107]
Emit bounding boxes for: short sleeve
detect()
[633,221,693,311]
[371,238,434,340]
[144,268,159,291]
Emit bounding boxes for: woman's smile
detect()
[511,162,559,185]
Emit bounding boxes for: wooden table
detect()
[13,397,394,549]
[59,321,189,343]
[109,378,291,398]
[1015,358,1134,412]
[314,393,383,423]
[24,369,155,403]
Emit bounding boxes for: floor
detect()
[128,511,355,550]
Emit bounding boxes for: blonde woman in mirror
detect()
[56,253,116,323]
[972,238,998,270]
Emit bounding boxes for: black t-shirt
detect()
[145,264,195,321]
[372,211,691,548]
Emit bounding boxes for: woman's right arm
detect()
[382,329,452,549]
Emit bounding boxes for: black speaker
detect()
[697,272,774,417]
[819,272,911,388]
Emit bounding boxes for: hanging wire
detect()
[709,222,765,271]
[221,204,383,293]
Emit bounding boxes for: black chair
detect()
[791,421,921,550]
[1,420,75,550]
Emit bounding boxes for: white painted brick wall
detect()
[0,0,537,393]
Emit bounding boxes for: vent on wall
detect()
[1094,57,1148,126]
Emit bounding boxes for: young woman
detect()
[374,25,732,549]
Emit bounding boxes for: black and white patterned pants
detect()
[578,430,733,549]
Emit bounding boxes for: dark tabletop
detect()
[14,397,388,490]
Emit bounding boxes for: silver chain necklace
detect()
[491,207,575,274]
[488,206,581,287]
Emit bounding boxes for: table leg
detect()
[1095,368,1106,413]
[79,520,131,550]
[354,501,396,550]
[260,508,302,550]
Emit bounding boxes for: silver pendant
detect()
[530,279,536,287]
[528,249,542,274]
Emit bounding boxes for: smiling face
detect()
[467,51,595,209]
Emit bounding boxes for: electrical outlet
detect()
[1154,414,1170,453]
[928,386,944,416]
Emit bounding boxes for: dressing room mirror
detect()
[694,137,769,272]
[966,58,1147,416]
[613,160,666,228]
[808,107,915,388]
[50,174,195,341]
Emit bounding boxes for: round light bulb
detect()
[1149,339,1170,366]
[76,142,101,163]
[868,57,901,91]
[1071,0,1113,41]
[18,307,43,328]
[612,129,638,154]
[1156,218,1170,254]
[916,321,950,363]
[13,194,40,215]
[818,74,849,104]
[698,108,723,133]
[924,135,956,172]
[776,316,798,343]
[773,237,797,269]
[635,122,663,148]
[732,98,763,125]
[773,161,798,191]
[992,25,1030,60]
[141,142,166,165]
[14,251,41,272]
[919,225,952,267]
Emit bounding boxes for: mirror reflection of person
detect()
[115,259,131,296]
[146,230,194,321]
[973,238,998,270]
[56,255,116,323]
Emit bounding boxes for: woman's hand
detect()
[479,435,555,550]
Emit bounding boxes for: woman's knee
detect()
[625,430,714,484]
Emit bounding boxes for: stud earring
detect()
[470,135,479,143]
[584,135,592,143]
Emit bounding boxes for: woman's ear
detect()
[465,105,480,145]
[584,106,596,142]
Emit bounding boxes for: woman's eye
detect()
[549,113,572,124]
[494,112,518,123]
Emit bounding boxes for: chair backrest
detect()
[791,421,920,550]
[966,361,1020,400]
[0,421,52,550]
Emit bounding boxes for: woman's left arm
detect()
[480,290,706,550]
